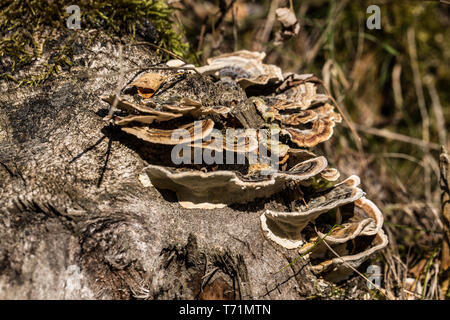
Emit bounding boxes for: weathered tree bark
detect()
[0,30,363,300]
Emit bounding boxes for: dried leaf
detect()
[128,72,166,98]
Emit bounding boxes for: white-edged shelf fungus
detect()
[101,50,388,281]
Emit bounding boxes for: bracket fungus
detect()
[101,50,388,281]
[121,119,215,145]
[297,197,384,254]
[260,175,365,249]
[309,231,389,282]
[145,156,327,209]
[196,50,283,89]
[320,168,340,182]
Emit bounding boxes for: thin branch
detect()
[107,44,126,118]
[353,124,440,151]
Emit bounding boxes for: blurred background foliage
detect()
[173,0,449,299]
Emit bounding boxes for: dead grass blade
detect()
[353,124,440,151]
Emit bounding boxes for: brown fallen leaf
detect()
[409,259,427,278]
[440,147,450,296]
[129,72,167,98]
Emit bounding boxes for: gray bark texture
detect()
[0,31,364,299]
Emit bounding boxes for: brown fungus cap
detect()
[149,98,231,117]
[282,118,337,148]
[121,119,215,145]
[312,103,343,122]
[276,110,318,126]
[144,156,327,209]
[298,197,384,255]
[158,97,202,114]
[254,95,342,148]
[274,82,319,110]
[320,168,341,182]
[191,130,259,154]
[279,103,342,148]
[310,230,388,282]
[101,95,178,116]
[260,175,365,249]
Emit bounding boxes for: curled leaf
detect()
[127,72,167,98]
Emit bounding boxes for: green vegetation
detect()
[0,0,189,85]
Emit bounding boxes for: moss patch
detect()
[0,0,189,85]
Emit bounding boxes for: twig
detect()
[380,153,441,182]
[289,0,294,10]
[131,42,202,76]
[72,65,197,83]
[278,224,339,273]
[407,27,430,144]
[133,41,184,62]
[353,124,440,151]
[315,78,363,151]
[380,152,422,165]
[197,24,206,55]
[402,288,422,299]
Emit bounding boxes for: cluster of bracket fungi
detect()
[102,50,388,281]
